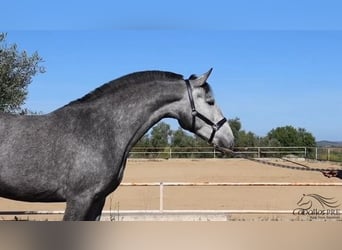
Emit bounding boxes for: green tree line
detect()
[229,118,316,148]
[132,119,316,158]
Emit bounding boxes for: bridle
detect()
[185,79,227,145]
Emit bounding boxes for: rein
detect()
[214,146,342,173]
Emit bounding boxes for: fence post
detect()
[258,147,261,158]
[328,148,331,161]
[315,147,318,160]
[159,182,164,212]
[214,147,216,159]
[304,147,307,158]
[169,147,172,159]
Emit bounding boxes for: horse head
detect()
[178,69,234,149]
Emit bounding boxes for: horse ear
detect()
[190,68,213,87]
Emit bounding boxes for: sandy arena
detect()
[1,158,341,221]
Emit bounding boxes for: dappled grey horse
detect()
[0,69,234,220]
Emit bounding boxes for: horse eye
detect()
[206,98,215,105]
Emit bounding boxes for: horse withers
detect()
[0,69,234,220]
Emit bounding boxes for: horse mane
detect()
[67,71,184,106]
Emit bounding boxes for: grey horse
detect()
[0,69,234,220]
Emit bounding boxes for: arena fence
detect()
[129,146,342,162]
[119,182,342,213]
[1,182,342,221]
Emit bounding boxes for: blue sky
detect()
[2,1,342,141]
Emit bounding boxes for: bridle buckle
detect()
[212,124,218,131]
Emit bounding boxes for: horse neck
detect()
[59,79,187,151]
[118,80,186,148]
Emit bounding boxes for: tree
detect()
[0,33,45,112]
[296,128,316,147]
[150,122,172,148]
[236,130,258,147]
[267,125,316,147]
[171,128,195,147]
[170,128,196,158]
[228,118,261,147]
[228,117,242,146]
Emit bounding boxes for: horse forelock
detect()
[66,71,184,106]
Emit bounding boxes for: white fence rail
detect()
[129,146,342,162]
[129,146,309,159]
[121,182,342,212]
[1,182,342,220]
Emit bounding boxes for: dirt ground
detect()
[1,158,341,221]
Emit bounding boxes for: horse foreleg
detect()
[85,197,106,221]
[63,194,103,221]
[63,199,89,221]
